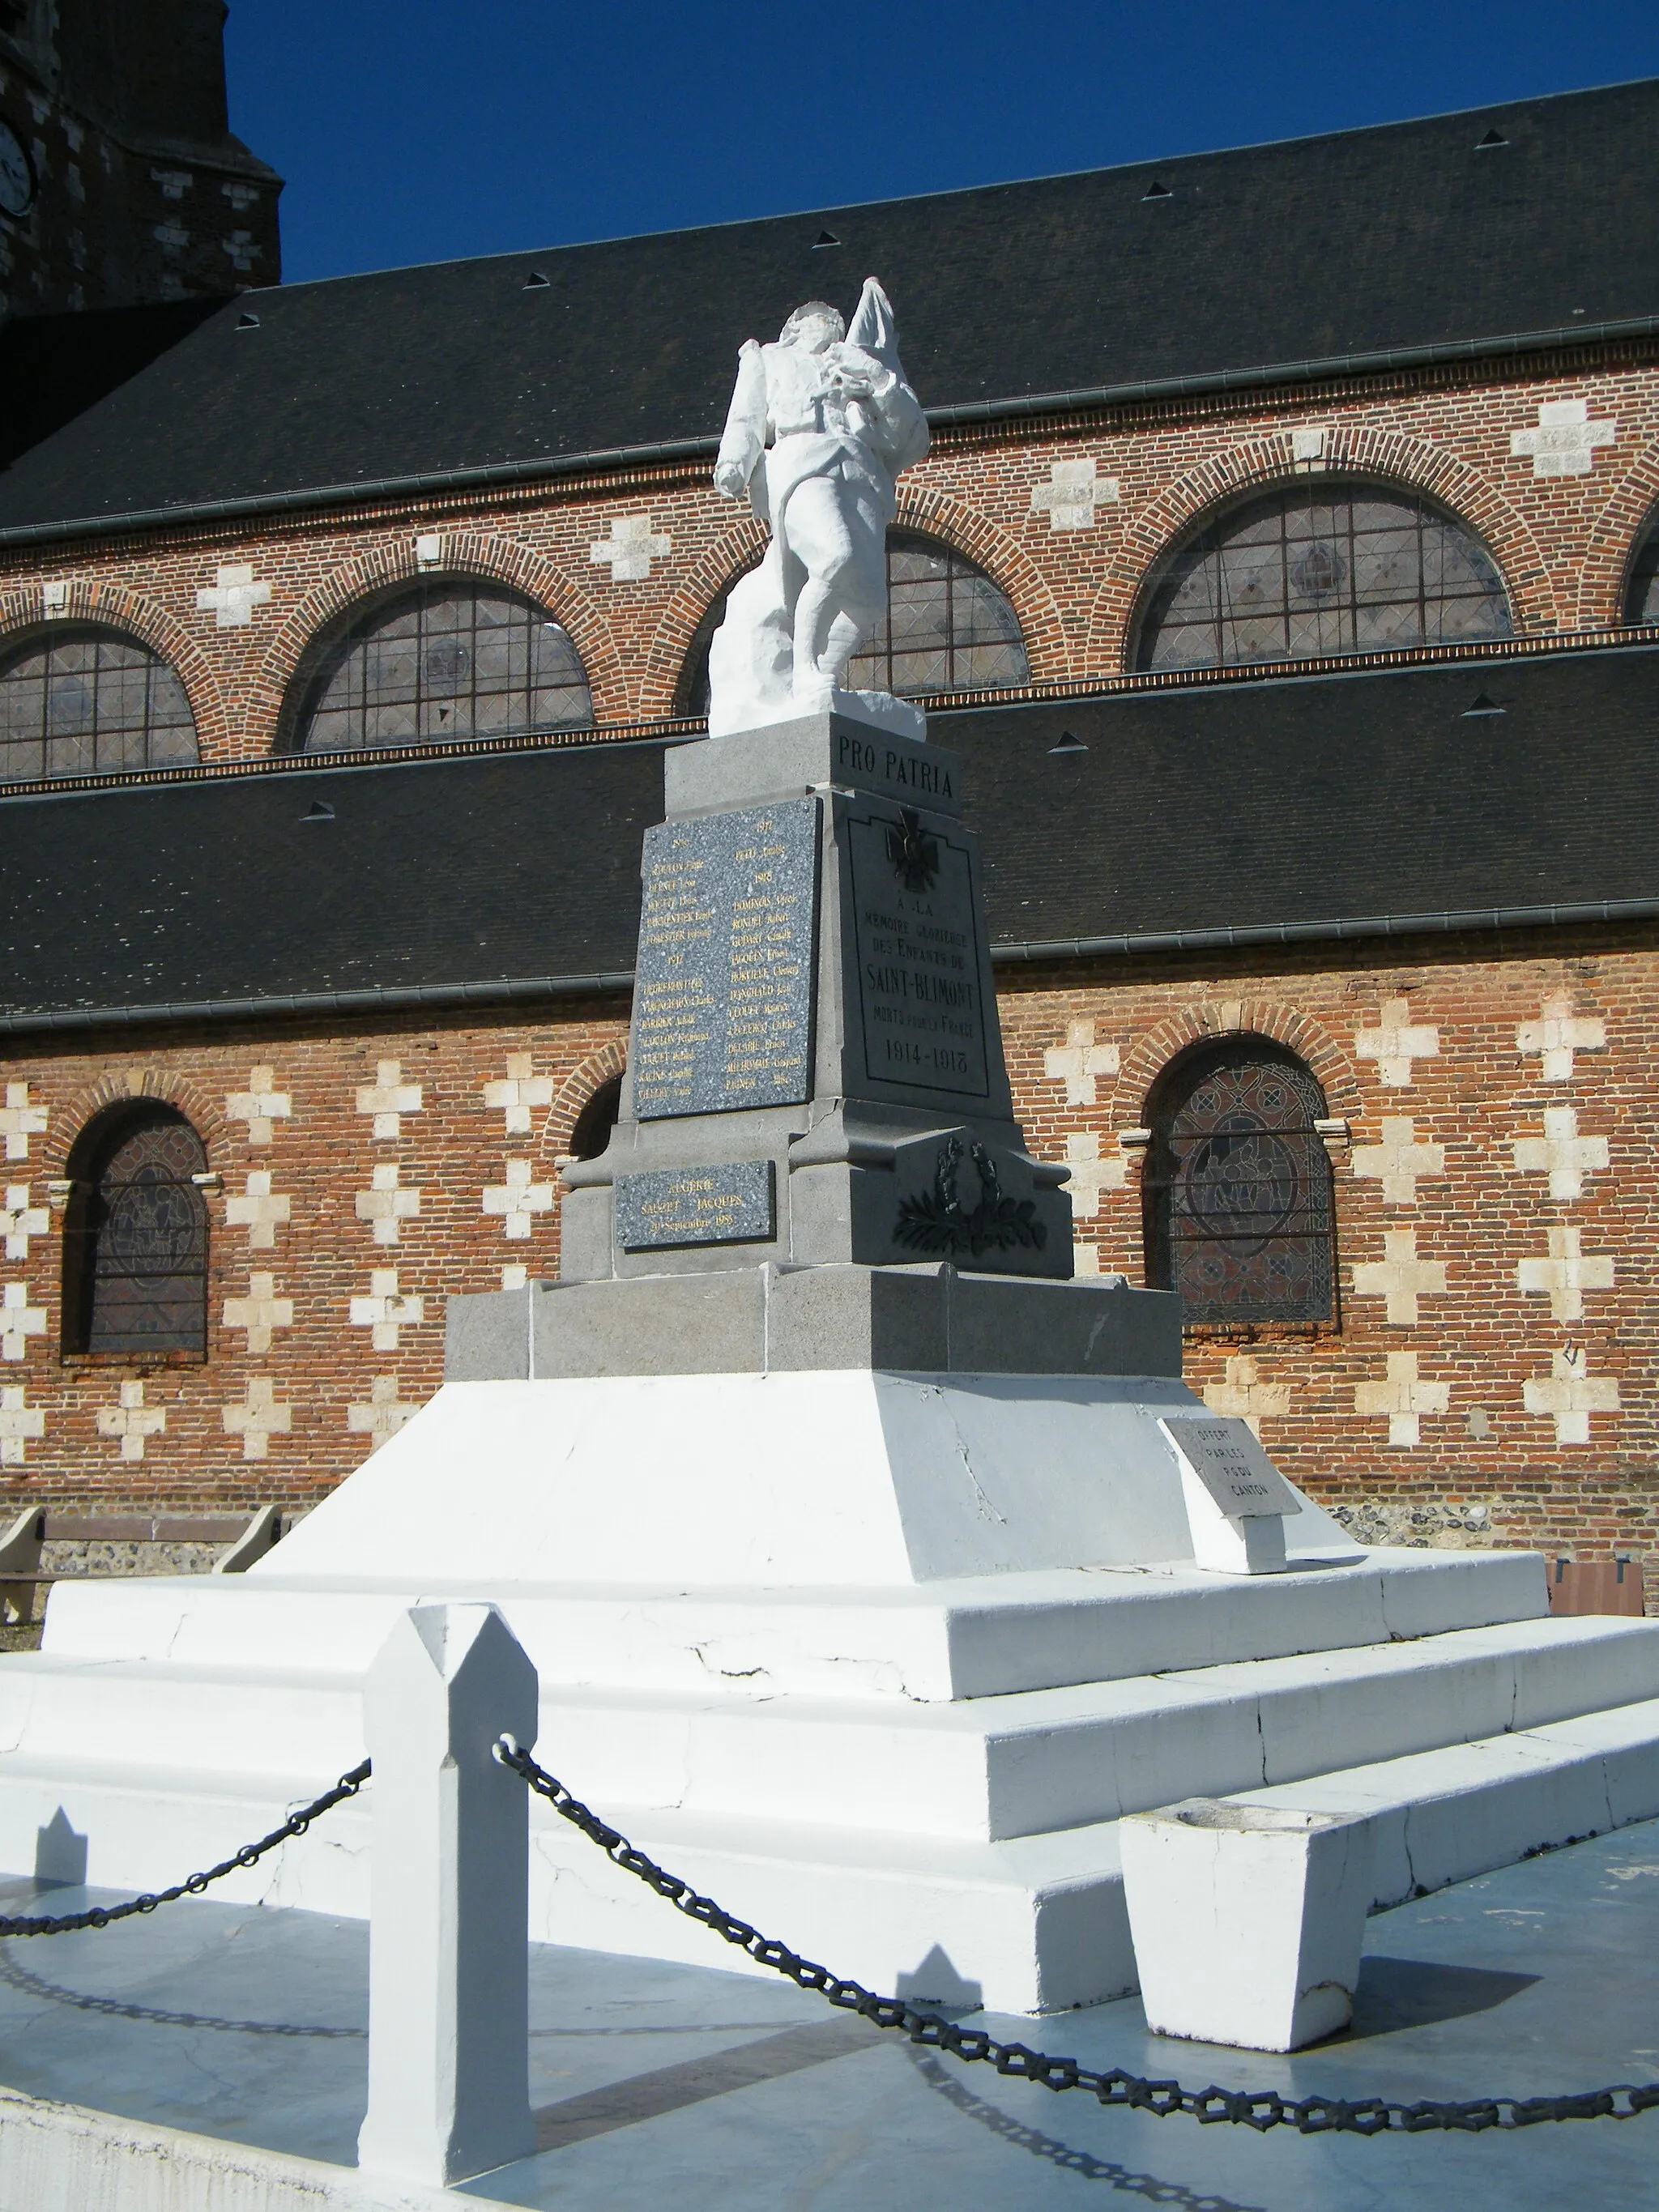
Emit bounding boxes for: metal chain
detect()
[0,1759,371,1937]
[496,1737,1659,2137]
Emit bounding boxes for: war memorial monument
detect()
[0,280,1653,2052]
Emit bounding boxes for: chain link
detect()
[0,1760,371,1937]
[496,1737,1659,2137]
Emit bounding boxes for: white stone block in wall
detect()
[1120,1797,1375,2051]
[1201,1352,1290,1438]
[0,1085,48,1163]
[591,514,672,580]
[1030,456,1120,529]
[0,1284,44,1363]
[356,1060,423,1141]
[1510,397,1615,478]
[195,562,271,627]
[0,1187,48,1263]
[96,1380,164,1463]
[0,1386,43,1467]
[1355,996,1439,1086]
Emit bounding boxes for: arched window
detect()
[1134,484,1512,672]
[0,626,198,783]
[849,533,1029,695]
[568,1073,622,1161]
[1143,1040,1335,1326]
[1626,514,1659,625]
[676,532,1028,714]
[285,581,592,753]
[63,1106,209,1357]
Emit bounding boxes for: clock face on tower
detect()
[0,121,34,218]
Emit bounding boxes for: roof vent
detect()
[1141,180,1171,200]
[522,270,550,288]
[303,799,335,821]
[1474,127,1508,149]
[237,310,259,330]
[1461,692,1505,718]
[814,229,841,247]
[1047,731,1089,756]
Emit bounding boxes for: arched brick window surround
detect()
[1141,1033,1337,1327]
[1579,448,1659,630]
[0,585,226,761]
[1119,1001,1363,1128]
[45,1069,229,1180]
[543,1040,629,1161]
[58,1094,214,1359]
[253,534,629,753]
[1091,428,1551,671]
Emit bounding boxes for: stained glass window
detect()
[288,582,592,753]
[0,627,198,783]
[1626,518,1659,625]
[1144,1042,1335,1326]
[1134,485,1512,672]
[66,1108,209,1357]
[676,533,1028,714]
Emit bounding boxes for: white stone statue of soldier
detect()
[708,278,929,737]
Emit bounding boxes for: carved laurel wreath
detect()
[894,1135,1047,1258]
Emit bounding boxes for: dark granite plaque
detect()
[632,799,819,1119]
[615,1161,776,1250]
[849,809,989,1097]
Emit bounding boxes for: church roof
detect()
[0,78,1655,541]
[2,644,1654,1033]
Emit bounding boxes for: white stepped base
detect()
[2,1609,1654,1843]
[5,1694,1657,2016]
[40,1547,1546,1700]
[4,1364,1653,2015]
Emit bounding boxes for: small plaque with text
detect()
[615,1161,777,1251]
[1158,1416,1299,1519]
[632,799,819,1119]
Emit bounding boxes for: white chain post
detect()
[356,1604,539,2187]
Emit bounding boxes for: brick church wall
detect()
[1004,927,1659,1568]
[0,342,1653,753]
[0,1009,627,1511]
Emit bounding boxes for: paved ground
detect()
[0,1819,1653,2209]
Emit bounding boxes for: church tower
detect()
[0,0,280,318]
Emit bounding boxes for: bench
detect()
[0,1505,286,1625]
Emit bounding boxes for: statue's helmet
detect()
[779,300,845,347]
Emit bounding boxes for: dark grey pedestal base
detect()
[446,1262,1181,1382]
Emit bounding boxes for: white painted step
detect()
[36,1544,1546,1702]
[2,1611,1653,1846]
[530,1613,1659,1840]
[2,1692,1654,2018]
[0,1659,365,1776]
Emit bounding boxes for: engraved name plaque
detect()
[1158,1416,1300,1519]
[615,1161,776,1251]
[849,808,989,1097]
[632,799,819,1119]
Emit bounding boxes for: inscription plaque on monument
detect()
[615,1161,777,1251]
[849,808,989,1097]
[632,799,819,1119]
[1158,1417,1299,1519]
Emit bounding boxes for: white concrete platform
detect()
[0,1822,1653,2210]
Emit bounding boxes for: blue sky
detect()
[225,2,1659,287]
